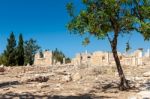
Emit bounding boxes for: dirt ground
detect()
[0,65,150,99]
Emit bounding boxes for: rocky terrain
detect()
[0,64,150,99]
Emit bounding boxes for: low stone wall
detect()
[4,66,51,74]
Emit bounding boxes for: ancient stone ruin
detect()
[1,49,150,98]
[72,48,150,66]
[34,50,53,66]
[34,49,150,67]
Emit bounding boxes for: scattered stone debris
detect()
[0,64,4,67]
[37,83,49,89]
[26,63,30,67]
[143,71,150,77]
[0,65,150,99]
[62,75,72,82]
[21,75,49,83]
[72,73,82,81]
[137,91,150,99]
[0,67,5,72]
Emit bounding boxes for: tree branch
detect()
[107,34,112,44]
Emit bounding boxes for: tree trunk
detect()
[111,43,130,90]
[108,16,130,90]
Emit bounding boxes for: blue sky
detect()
[0,0,150,58]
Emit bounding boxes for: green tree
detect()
[39,50,44,58]
[65,57,71,64]
[52,48,66,64]
[4,32,17,66]
[66,0,150,90]
[16,34,24,66]
[24,39,40,65]
[0,53,7,65]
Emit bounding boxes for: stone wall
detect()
[72,49,150,66]
[34,51,53,66]
[33,49,150,67]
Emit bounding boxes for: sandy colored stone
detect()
[72,73,82,81]
[1,64,150,98]
[136,91,150,99]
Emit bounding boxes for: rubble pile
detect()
[0,65,150,98]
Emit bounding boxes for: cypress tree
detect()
[17,33,24,66]
[5,32,16,66]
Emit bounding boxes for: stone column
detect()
[132,57,136,66]
[63,58,66,64]
[106,52,109,65]
[53,59,56,65]
[147,49,150,57]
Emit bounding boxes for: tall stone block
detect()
[34,51,53,66]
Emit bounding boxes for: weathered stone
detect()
[127,96,137,99]
[71,49,150,67]
[26,63,30,66]
[62,75,72,82]
[0,64,4,67]
[21,75,49,83]
[73,73,82,81]
[143,72,150,77]
[134,77,144,81]
[137,91,150,99]
[0,67,5,72]
[37,83,49,89]
[34,51,53,66]
[34,76,49,82]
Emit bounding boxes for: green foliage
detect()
[52,48,71,64]
[24,39,40,65]
[65,57,71,64]
[16,34,24,66]
[126,42,131,52]
[82,37,90,46]
[0,53,7,65]
[39,50,44,58]
[0,33,40,66]
[66,0,150,42]
[52,48,65,64]
[4,32,17,66]
[66,2,74,17]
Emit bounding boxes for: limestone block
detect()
[62,75,72,82]
[37,83,49,89]
[21,75,49,83]
[0,64,4,67]
[143,72,150,77]
[72,73,82,81]
[137,91,150,99]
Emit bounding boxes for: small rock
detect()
[134,77,143,81]
[21,76,49,83]
[0,64,4,67]
[56,83,61,87]
[83,87,91,94]
[143,72,150,77]
[128,96,137,99]
[0,67,5,72]
[35,76,49,82]
[62,75,72,82]
[137,91,150,99]
[3,88,10,91]
[37,83,49,89]
[73,73,82,81]
[26,63,30,66]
